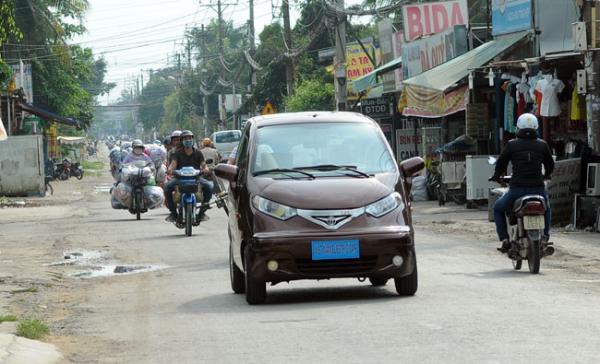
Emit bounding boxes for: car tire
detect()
[244,245,266,305]
[369,277,388,286]
[394,262,418,296]
[230,246,245,294]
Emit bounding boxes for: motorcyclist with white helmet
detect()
[122,139,152,164]
[490,113,555,253]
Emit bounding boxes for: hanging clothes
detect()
[570,87,585,121]
[502,81,517,133]
[495,76,506,131]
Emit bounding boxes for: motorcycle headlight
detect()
[252,196,297,220]
[365,192,404,218]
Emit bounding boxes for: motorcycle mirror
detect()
[488,156,497,165]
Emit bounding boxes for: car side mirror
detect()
[399,157,425,178]
[214,163,239,181]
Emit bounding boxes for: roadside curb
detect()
[0,333,63,364]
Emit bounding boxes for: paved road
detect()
[2,171,600,364]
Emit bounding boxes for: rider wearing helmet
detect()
[490,113,555,253]
[200,137,221,168]
[165,130,214,222]
[123,139,152,164]
[168,130,182,164]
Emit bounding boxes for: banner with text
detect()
[402,0,468,42]
[492,0,532,36]
[402,26,466,79]
[346,43,379,101]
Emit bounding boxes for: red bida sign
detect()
[402,0,468,42]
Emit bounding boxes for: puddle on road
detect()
[47,250,166,278]
[70,264,165,278]
[47,250,106,266]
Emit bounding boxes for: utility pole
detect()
[201,23,209,137]
[585,1,600,152]
[217,0,227,129]
[247,0,257,118]
[282,0,294,98]
[333,0,347,111]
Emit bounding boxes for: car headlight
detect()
[365,192,404,218]
[252,196,297,220]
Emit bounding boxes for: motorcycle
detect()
[70,161,84,180]
[489,174,554,274]
[173,166,208,236]
[120,161,157,220]
[56,158,72,180]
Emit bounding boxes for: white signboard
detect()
[402,27,459,79]
[402,0,469,42]
[9,62,33,102]
[392,30,404,91]
[396,129,420,161]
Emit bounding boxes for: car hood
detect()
[250,173,399,210]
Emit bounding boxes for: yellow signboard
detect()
[261,101,277,115]
[346,44,379,101]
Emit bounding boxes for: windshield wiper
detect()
[253,168,315,179]
[294,164,371,178]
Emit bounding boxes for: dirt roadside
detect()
[0,157,121,363]
[412,201,600,276]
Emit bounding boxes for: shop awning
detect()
[352,57,402,93]
[57,136,86,145]
[18,102,81,129]
[402,31,530,118]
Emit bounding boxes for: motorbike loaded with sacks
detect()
[111,160,165,220]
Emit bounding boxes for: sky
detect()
[74,0,363,105]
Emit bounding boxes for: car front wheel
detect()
[230,245,245,294]
[244,245,266,304]
[394,261,418,296]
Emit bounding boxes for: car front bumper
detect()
[247,226,415,283]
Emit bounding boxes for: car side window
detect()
[235,128,250,169]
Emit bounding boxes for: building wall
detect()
[0,135,45,196]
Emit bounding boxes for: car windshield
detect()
[214,131,241,143]
[251,122,397,177]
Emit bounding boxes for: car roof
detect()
[248,111,375,127]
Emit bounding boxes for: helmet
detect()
[181,130,194,138]
[516,113,539,130]
[163,136,171,145]
[202,138,212,147]
[132,139,144,148]
[171,130,182,138]
[153,139,161,145]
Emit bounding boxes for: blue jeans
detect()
[164,177,213,213]
[493,186,551,241]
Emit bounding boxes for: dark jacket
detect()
[493,129,554,187]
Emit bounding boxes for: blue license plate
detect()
[311,240,360,260]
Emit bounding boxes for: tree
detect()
[285,79,334,111]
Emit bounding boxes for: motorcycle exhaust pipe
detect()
[543,246,555,257]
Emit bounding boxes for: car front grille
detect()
[295,256,377,275]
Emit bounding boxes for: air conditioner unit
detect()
[573,22,587,51]
[587,163,600,196]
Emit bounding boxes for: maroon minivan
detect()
[215,112,424,304]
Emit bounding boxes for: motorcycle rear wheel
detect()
[76,170,84,180]
[185,204,193,236]
[134,191,142,220]
[528,239,541,274]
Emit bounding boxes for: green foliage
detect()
[285,78,334,112]
[81,160,103,170]
[16,319,49,340]
[139,70,176,132]
[0,315,18,323]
